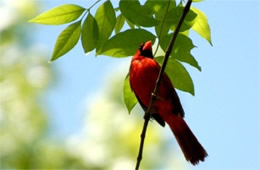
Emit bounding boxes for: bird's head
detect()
[139,40,153,58]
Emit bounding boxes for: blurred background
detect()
[0,0,259,169]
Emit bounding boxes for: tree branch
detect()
[135,0,193,170]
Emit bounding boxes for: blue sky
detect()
[34,0,260,169]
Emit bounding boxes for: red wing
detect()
[133,89,166,127]
[161,72,185,117]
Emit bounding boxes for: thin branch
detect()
[80,0,101,22]
[135,113,150,170]
[135,0,193,170]
[88,0,102,11]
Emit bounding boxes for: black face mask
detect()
[139,43,153,58]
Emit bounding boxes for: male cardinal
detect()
[129,41,208,165]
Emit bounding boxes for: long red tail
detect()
[166,115,208,165]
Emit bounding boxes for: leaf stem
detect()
[153,0,171,56]
[80,11,88,22]
[88,0,102,11]
[135,0,193,169]
[80,0,102,23]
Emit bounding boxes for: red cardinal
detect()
[129,41,208,165]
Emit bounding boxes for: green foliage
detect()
[192,0,204,2]
[160,33,201,71]
[114,14,125,34]
[191,7,212,45]
[29,4,85,25]
[51,21,81,61]
[30,0,212,113]
[29,0,211,59]
[81,13,99,53]
[95,1,116,52]
[145,0,176,14]
[126,18,135,29]
[123,74,138,114]
[156,57,195,95]
[99,29,156,57]
[119,0,159,27]
[166,5,197,32]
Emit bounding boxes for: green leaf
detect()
[123,74,137,114]
[125,18,135,29]
[119,0,159,27]
[99,29,156,57]
[156,57,194,95]
[95,1,116,52]
[114,14,125,34]
[160,33,201,71]
[162,5,197,32]
[155,22,169,39]
[51,21,81,61]
[191,7,212,45]
[193,0,204,2]
[29,4,85,25]
[154,3,176,38]
[145,0,176,14]
[81,13,99,53]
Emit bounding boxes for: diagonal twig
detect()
[135,0,193,169]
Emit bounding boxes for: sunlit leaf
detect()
[29,4,85,25]
[193,0,204,2]
[114,14,125,34]
[51,21,81,61]
[99,29,156,57]
[123,74,137,114]
[161,5,197,32]
[160,33,201,71]
[81,13,99,53]
[191,7,212,45]
[156,57,194,95]
[119,0,159,27]
[95,1,116,51]
[145,0,176,14]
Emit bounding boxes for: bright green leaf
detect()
[119,0,159,27]
[160,5,197,32]
[81,13,99,53]
[114,14,125,34]
[145,0,176,14]
[160,33,201,71]
[95,1,116,52]
[191,7,212,45]
[156,57,194,95]
[51,21,81,61]
[29,4,85,25]
[99,29,156,57]
[123,74,137,114]
[193,0,204,2]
